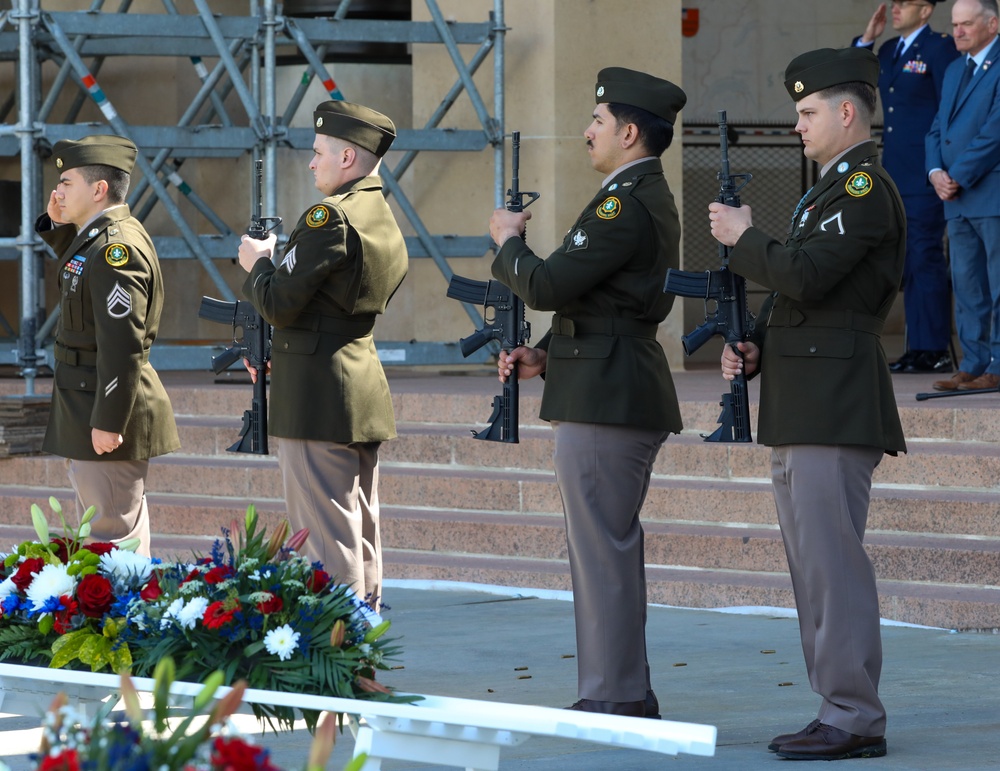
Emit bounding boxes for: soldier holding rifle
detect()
[490,68,685,718]
[712,48,905,760]
[236,101,408,608]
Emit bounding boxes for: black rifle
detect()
[664,110,754,442]
[197,159,282,455]
[446,131,538,443]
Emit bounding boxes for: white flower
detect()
[99,550,153,586]
[0,576,17,601]
[25,564,76,612]
[175,597,209,629]
[263,624,300,661]
[160,597,185,629]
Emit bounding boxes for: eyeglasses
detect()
[891,0,931,7]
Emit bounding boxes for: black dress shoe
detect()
[566,698,644,717]
[776,722,887,760]
[768,719,821,752]
[644,689,661,720]
[888,350,917,373]
[903,350,953,374]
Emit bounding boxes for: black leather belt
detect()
[293,312,376,336]
[551,314,659,339]
[766,307,884,336]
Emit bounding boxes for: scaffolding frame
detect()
[0,0,507,393]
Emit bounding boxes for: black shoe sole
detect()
[776,740,887,760]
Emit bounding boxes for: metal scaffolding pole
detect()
[0,0,507,380]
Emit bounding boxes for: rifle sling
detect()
[54,342,149,367]
[551,314,659,339]
[291,311,376,337]
[766,307,884,336]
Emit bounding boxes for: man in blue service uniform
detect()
[712,48,906,760]
[36,135,180,557]
[854,0,958,373]
[490,68,685,718]
[237,100,408,607]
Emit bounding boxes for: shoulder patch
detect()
[306,205,330,228]
[597,196,621,220]
[845,172,873,198]
[105,243,129,267]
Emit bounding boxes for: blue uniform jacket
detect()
[855,26,958,195]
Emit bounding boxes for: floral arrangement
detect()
[0,500,415,732]
[1,656,368,771]
[0,500,150,672]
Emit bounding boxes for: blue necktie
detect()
[958,57,976,94]
[893,39,904,63]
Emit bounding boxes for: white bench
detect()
[0,663,716,770]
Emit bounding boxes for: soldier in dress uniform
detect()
[37,135,180,557]
[490,68,686,718]
[237,100,408,608]
[712,48,906,760]
[853,0,959,374]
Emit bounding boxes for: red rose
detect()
[83,542,116,556]
[204,565,235,585]
[76,574,115,618]
[38,748,80,771]
[309,569,331,593]
[203,601,238,630]
[256,595,282,615]
[140,572,162,601]
[11,557,46,592]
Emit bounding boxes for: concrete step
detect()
[1,369,998,631]
[379,506,1000,587]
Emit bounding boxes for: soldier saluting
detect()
[37,135,180,556]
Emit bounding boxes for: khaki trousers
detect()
[67,458,151,556]
[552,420,668,703]
[771,444,886,737]
[278,438,382,605]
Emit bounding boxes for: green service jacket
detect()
[37,206,180,461]
[731,140,907,454]
[244,174,408,443]
[491,158,683,432]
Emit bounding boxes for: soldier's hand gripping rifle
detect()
[664,111,754,442]
[197,159,282,455]
[446,131,539,443]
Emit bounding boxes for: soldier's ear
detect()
[93,179,109,202]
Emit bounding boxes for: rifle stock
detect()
[664,110,754,443]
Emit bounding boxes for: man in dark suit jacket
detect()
[237,101,408,607]
[926,0,1000,392]
[854,0,959,374]
[712,48,906,760]
[489,68,685,718]
[36,136,180,556]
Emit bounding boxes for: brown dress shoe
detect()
[566,698,644,717]
[932,371,978,391]
[776,722,887,760]
[957,373,1000,391]
[768,719,821,752]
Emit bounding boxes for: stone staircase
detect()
[0,367,997,631]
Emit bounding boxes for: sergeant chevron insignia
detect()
[106,282,132,319]
[280,245,298,274]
